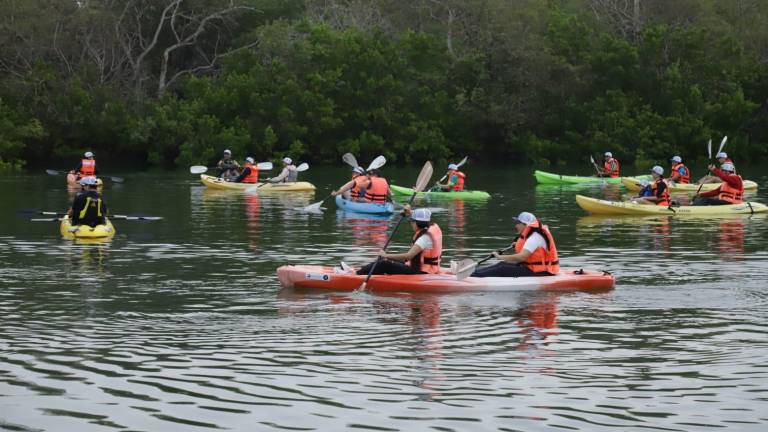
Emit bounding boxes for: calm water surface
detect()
[2,165,768,431]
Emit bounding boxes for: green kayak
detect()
[534,170,652,185]
[391,184,491,199]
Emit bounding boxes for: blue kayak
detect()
[335,195,394,215]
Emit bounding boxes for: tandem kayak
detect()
[390,184,490,199]
[276,265,614,293]
[60,216,115,239]
[200,174,315,192]
[620,177,759,193]
[575,194,768,216]
[534,170,651,185]
[335,195,394,215]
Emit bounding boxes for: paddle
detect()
[589,155,606,185]
[250,163,309,191]
[342,153,359,168]
[454,244,517,280]
[300,156,387,213]
[695,136,728,198]
[31,214,162,222]
[190,162,273,175]
[46,169,124,183]
[432,156,468,189]
[359,161,433,291]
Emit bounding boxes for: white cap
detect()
[283,157,292,164]
[84,151,94,157]
[716,152,727,159]
[448,163,458,170]
[651,165,664,175]
[512,211,536,224]
[224,149,232,155]
[604,152,612,157]
[721,162,735,172]
[671,156,682,163]
[80,176,98,186]
[410,208,432,222]
[352,166,365,174]
[245,156,254,163]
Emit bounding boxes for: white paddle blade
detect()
[718,136,728,154]
[257,162,273,171]
[413,162,434,192]
[707,139,712,159]
[455,259,478,280]
[301,202,324,213]
[367,155,386,171]
[342,153,358,168]
[296,163,309,172]
[455,156,469,168]
[190,165,208,174]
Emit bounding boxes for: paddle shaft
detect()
[362,193,417,285]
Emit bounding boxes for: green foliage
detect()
[0,99,44,171]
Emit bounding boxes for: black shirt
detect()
[71,190,107,226]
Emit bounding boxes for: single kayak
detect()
[390,184,490,199]
[66,172,103,188]
[60,215,116,239]
[277,265,614,293]
[335,195,394,215]
[621,177,759,193]
[534,170,651,185]
[575,194,768,216]
[200,174,315,192]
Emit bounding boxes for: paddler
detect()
[233,157,259,183]
[217,149,240,178]
[693,163,744,205]
[363,169,391,203]
[331,166,368,201]
[631,166,670,206]
[437,163,466,191]
[599,152,620,178]
[669,156,690,184]
[73,151,98,181]
[67,177,108,227]
[697,152,735,184]
[355,207,442,275]
[470,212,559,277]
[267,157,299,183]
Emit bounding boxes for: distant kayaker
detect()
[697,152,735,184]
[356,207,442,275]
[693,163,743,205]
[332,166,368,201]
[268,157,298,183]
[437,163,466,191]
[74,151,98,180]
[217,149,240,178]
[599,152,620,178]
[233,157,259,183]
[632,166,670,206]
[669,156,690,184]
[67,176,108,227]
[471,212,559,278]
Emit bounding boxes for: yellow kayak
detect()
[621,177,758,193]
[575,194,768,216]
[200,174,315,192]
[60,216,116,239]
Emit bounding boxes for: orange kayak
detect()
[277,265,615,293]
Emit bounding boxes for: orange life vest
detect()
[603,157,620,178]
[242,163,259,183]
[448,170,466,191]
[408,223,443,274]
[717,174,744,204]
[514,220,559,274]
[650,178,671,206]
[670,163,690,184]
[79,158,96,176]
[350,174,367,199]
[364,176,389,203]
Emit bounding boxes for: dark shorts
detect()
[470,262,553,278]
[356,260,424,275]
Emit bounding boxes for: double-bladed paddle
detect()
[248,163,310,192]
[453,244,517,281]
[46,169,124,183]
[432,156,467,190]
[589,155,606,186]
[300,156,387,213]
[31,213,163,222]
[358,161,433,291]
[189,162,273,175]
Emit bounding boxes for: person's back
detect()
[364,174,390,203]
[71,190,107,227]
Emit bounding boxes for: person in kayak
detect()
[332,166,368,201]
[437,163,466,191]
[669,156,690,184]
[471,212,559,278]
[599,152,620,177]
[632,166,670,206]
[267,157,298,183]
[364,169,391,203]
[67,176,108,227]
[697,152,735,184]
[355,207,442,275]
[233,157,259,183]
[693,163,744,205]
[217,149,240,178]
[73,151,98,181]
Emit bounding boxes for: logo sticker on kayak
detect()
[305,272,330,281]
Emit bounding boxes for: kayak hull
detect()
[534,170,651,185]
[575,194,768,215]
[621,177,759,193]
[60,216,115,239]
[335,195,394,214]
[276,265,614,293]
[200,174,315,192]
[390,184,490,199]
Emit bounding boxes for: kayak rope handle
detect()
[573,269,584,275]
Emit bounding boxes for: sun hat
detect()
[84,151,94,157]
[604,152,613,157]
[245,156,255,163]
[283,157,293,164]
[651,165,664,175]
[716,152,727,159]
[80,177,98,186]
[410,208,432,222]
[352,166,365,174]
[448,163,458,170]
[511,211,536,225]
[224,149,232,155]
[721,162,735,172]
[671,156,682,163]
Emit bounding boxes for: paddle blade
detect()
[296,163,309,172]
[455,156,469,168]
[111,214,163,221]
[413,162,434,192]
[46,169,64,176]
[455,259,477,281]
[718,136,728,154]
[190,165,208,174]
[367,155,386,171]
[31,218,60,222]
[342,153,358,168]
[707,139,712,159]
[257,162,273,171]
[108,176,125,183]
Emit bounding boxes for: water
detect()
[2,165,768,431]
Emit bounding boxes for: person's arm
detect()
[381,243,424,262]
[331,179,357,196]
[714,169,742,188]
[217,159,225,168]
[75,162,83,172]
[698,187,720,198]
[495,234,545,263]
[270,167,289,183]
[234,167,250,182]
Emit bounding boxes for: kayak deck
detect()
[335,195,394,214]
[277,265,614,293]
[390,184,490,199]
[60,216,116,239]
[621,177,759,193]
[534,170,651,185]
[575,194,768,215]
[200,174,315,192]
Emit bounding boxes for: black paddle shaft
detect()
[363,193,418,282]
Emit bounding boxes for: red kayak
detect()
[277,265,615,293]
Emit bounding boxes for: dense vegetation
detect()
[1,0,767,171]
